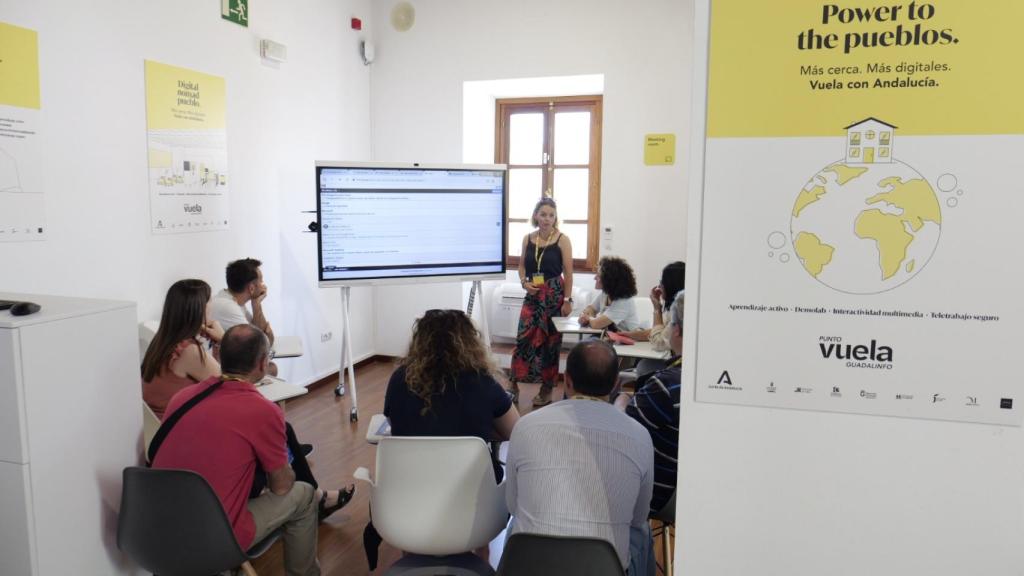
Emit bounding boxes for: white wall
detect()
[368,0,692,355]
[678,2,1024,574]
[0,0,376,386]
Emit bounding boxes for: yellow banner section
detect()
[707,0,1024,137]
[144,60,225,130]
[0,22,41,110]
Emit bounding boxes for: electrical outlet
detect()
[321,331,332,343]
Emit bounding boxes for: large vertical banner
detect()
[695,0,1024,425]
[0,21,45,242]
[144,60,229,234]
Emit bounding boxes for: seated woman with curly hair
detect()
[384,308,520,480]
[579,256,641,332]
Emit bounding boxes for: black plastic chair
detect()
[496,533,625,576]
[117,466,281,576]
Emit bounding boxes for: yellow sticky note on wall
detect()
[644,133,676,165]
[0,21,41,109]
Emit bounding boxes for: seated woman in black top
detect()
[384,308,520,480]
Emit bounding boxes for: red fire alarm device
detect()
[351,17,362,30]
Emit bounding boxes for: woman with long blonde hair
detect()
[510,197,574,407]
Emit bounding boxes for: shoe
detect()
[532,386,553,407]
[508,382,520,404]
[318,484,356,521]
[300,443,314,457]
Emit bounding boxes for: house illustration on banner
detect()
[844,117,896,164]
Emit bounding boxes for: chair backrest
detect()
[138,320,160,363]
[142,403,160,460]
[632,295,655,329]
[496,533,625,576]
[117,466,247,576]
[651,489,676,524]
[370,436,508,555]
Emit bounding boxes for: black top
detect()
[383,366,513,480]
[523,233,564,280]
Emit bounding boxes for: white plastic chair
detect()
[632,295,655,330]
[138,320,160,363]
[354,436,508,573]
[142,402,160,461]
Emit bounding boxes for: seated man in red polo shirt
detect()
[153,324,321,576]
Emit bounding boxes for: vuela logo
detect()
[818,337,892,362]
[184,203,202,214]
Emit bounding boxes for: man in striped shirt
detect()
[506,340,655,575]
[616,290,683,514]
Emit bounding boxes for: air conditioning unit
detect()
[489,283,587,342]
[490,283,526,341]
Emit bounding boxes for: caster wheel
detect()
[335,384,346,397]
[350,408,359,422]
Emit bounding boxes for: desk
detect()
[613,341,671,361]
[257,375,308,407]
[272,335,304,359]
[552,317,603,335]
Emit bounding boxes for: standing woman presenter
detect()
[510,197,574,407]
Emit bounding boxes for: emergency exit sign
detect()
[221,0,248,27]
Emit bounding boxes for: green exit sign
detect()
[221,0,248,27]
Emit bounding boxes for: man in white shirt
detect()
[209,258,278,376]
[506,340,655,575]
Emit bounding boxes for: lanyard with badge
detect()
[532,232,556,286]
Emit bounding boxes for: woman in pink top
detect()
[141,279,224,419]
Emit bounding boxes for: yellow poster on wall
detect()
[0,21,45,241]
[693,0,1024,426]
[0,21,40,109]
[644,134,676,165]
[144,60,229,234]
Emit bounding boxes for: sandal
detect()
[532,385,553,407]
[318,484,356,521]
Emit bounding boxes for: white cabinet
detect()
[0,293,141,576]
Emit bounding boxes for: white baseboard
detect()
[294,350,378,388]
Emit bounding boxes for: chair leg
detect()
[662,523,673,576]
[240,561,258,576]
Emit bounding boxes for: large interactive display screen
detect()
[316,162,507,286]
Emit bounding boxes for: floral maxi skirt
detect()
[510,276,564,387]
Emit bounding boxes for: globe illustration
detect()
[790,159,941,294]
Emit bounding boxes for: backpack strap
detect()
[147,380,224,465]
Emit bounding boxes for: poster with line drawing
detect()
[693,0,1024,425]
[0,21,45,242]
[144,60,229,234]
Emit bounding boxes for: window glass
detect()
[508,221,533,257]
[559,223,588,260]
[509,113,544,165]
[553,168,589,221]
[554,112,591,164]
[509,169,543,219]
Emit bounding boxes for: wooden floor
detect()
[251,357,671,576]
